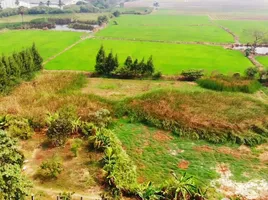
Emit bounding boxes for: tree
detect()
[245,67,258,79]
[0,131,32,199]
[0,60,7,92]
[58,0,64,8]
[95,45,106,74]
[31,43,43,71]
[245,29,268,53]
[47,0,50,7]
[105,51,115,75]
[124,56,132,68]
[138,58,146,76]
[113,10,120,17]
[15,0,20,6]
[145,55,155,75]
[18,6,25,26]
[8,55,21,79]
[39,1,44,6]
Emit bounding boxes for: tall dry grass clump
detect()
[0,71,108,126]
[117,89,268,146]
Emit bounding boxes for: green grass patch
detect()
[113,119,268,185]
[217,20,268,43]
[256,56,268,67]
[96,15,234,43]
[197,76,262,93]
[0,30,83,60]
[45,38,252,75]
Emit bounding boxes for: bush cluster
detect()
[95,45,157,79]
[0,43,43,93]
[197,75,262,93]
[0,115,34,139]
[37,155,63,179]
[180,69,204,81]
[68,23,94,30]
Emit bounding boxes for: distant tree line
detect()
[0,43,43,93]
[95,45,157,78]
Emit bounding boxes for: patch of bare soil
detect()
[153,131,172,142]
[259,152,268,163]
[217,147,241,159]
[212,164,268,200]
[178,160,190,170]
[193,145,214,153]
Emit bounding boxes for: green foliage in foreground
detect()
[197,75,262,93]
[89,128,206,199]
[0,131,32,199]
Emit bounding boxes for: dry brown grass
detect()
[0,71,108,124]
[122,89,268,144]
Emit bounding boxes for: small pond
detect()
[51,25,93,33]
[233,46,268,55]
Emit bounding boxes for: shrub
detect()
[70,139,83,157]
[180,69,204,81]
[152,71,162,80]
[113,10,120,17]
[68,23,94,30]
[37,155,63,179]
[91,109,112,128]
[197,75,262,93]
[58,192,75,200]
[46,117,72,146]
[80,122,97,136]
[245,67,258,79]
[0,115,34,139]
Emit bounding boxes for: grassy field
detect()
[96,15,234,43]
[0,13,110,23]
[45,38,252,74]
[256,56,268,67]
[216,20,268,43]
[0,30,84,60]
[114,119,268,185]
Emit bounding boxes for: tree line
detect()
[0,43,43,93]
[95,45,156,78]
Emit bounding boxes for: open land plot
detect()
[114,119,268,185]
[216,20,268,43]
[45,38,252,74]
[96,15,234,43]
[0,13,110,23]
[0,30,83,60]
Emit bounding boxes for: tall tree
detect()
[8,55,21,79]
[105,51,115,75]
[31,43,43,71]
[145,55,155,75]
[15,0,20,6]
[0,60,7,91]
[18,6,25,27]
[58,0,63,8]
[47,0,50,7]
[95,45,106,74]
[0,131,32,199]
[124,56,132,68]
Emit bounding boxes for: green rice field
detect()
[96,15,234,43]
[217,20,268,43]
[0,30,83,60]
[45,38,252,74]
[256,56,268,67]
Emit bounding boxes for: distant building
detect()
[0,0,78,9]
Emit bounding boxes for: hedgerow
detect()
[197,75,262,93]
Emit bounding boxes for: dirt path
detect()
[96,36,230,46]
[43,35,93,65]
[248,55,264,69]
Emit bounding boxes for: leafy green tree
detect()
[105,51,114,75]
[37,155,63,179]
[31,43,43,71]
[0,130,32,199]
[138,58,146,75]
[113,10,120,17]
[124,56,132,68]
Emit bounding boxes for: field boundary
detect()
[96,36,231,46]
[43,35,93,65]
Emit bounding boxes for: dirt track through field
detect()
[96,36,230,46]
[43,35,93,65]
